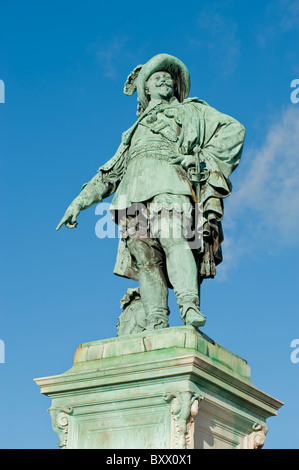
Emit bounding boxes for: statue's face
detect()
[145,71,175,101]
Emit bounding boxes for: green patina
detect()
[35,327,283,449]
[56,54,245,334]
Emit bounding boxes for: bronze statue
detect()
[57,54,245,335]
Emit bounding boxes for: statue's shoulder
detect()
[179,97,211,117]
[182,98,237,122]
[181,97,210,109]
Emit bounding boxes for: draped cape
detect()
[96,98,245,281]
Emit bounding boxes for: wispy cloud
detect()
[279,0,299,32]
[229,106,299,238]
[217,106,299,279]
[190,3,241,76]
[93,35,130,78]
[256,0,299,47]
[89,35,150,79]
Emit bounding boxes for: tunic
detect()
[110,98,193,212]
[96,97,245,280]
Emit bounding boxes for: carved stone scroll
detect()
[164,391,203,449]
[49,406,73,449]
[248,423,268,449]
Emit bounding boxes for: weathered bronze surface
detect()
[56,53,245,334]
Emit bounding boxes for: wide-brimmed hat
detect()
[124,53,190,110]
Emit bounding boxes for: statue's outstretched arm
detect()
[56,172,114,231]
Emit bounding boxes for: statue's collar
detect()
[145,96,179,112]
[122,97,208,145]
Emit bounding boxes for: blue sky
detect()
[0,0,299,449]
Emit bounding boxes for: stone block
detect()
[35,327,283,449]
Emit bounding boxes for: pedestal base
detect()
[35,327,283,449]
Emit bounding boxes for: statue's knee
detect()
[127,238,163,270]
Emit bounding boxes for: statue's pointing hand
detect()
[56,203,81,231]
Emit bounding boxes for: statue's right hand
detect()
[56,204,81,231]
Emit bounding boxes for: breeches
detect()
[126,208,199,310]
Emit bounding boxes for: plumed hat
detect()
[124,53,191,110]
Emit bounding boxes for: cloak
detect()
[97,97,245,281]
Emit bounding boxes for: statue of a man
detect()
[57,54,245,333]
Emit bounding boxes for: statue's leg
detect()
[126,237,170,330]
[151,210,206,328]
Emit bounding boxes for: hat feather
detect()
[123,65,143,96]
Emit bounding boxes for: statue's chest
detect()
[131,107,182,147]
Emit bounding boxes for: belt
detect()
[128,142,176,162]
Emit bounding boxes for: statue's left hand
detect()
[169,155,197,170]
[56,203,81,231]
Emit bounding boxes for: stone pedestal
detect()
[35,327,283,449]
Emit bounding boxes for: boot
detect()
[179,301,206,328]
[138,267,170,331]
